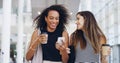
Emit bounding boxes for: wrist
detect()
[30,42,38,50]
[29,46,36,51]
[61,54,69,63]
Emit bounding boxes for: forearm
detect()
[26,39,40,61]
[26,48,36,61]
[61,53,69,63]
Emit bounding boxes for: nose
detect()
[53,18,58,23]
[75,21,79,24]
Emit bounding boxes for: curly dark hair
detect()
[33,4,70,31]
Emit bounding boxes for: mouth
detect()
[76,25,81,29]
[50,24,57,29]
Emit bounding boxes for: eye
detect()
[49,17,54,20]
[50,17,53,19]
[76,17,79,20]
[55,17,59,20]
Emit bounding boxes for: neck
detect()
[47,27,56,32]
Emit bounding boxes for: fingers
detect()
[59,45,67,55]
[55,43,61,50]
[108,48,111,55]
[66,48,70,54]
[59,45,66,51]
[55,42,65,50]
[56,44,70,55]
[38,34,47,44]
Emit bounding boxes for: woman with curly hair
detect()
[26,4,70,63]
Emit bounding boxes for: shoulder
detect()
[31,28,40,40]
[62,30,68,35]
[70,32,75,39]
[62,30,69,39]
[69,32,75,46]
[62,30,69,46]
[34,28,39,33]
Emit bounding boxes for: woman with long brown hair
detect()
[70,11,110,63]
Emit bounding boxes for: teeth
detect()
[52,24,56,26]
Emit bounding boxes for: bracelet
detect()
[29,47,36,51]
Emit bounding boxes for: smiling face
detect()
[45,10,59,32]
[75,14,85,30]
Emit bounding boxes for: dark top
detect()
[41,28,63,61]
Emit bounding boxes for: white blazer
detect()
[31,45,43,63]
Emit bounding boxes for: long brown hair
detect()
[71,11,106,53]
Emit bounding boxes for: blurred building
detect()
[0,0,120,63]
